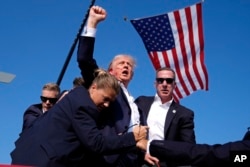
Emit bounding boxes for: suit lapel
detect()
[114,88,131,131]
[144,97,154,119]
[120,87,130,108]
[164,101,177,136]
[139,97,154,126]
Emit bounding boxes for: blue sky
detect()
[1,0,250,164]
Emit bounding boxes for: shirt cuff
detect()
[81,26,97,37]
[147,139,152,153]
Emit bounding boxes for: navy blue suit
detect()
[135,96,195,166]
[11,86,136,167]
[77,36,145,166]
[150,131,250,167]
[22,103,43,131]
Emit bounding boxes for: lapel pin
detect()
[172,110,176,114]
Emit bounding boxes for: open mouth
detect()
[122,70,129,75]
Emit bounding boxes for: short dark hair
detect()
[73,77,84,87]
[156,67,176,81]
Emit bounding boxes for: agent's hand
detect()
[136,139,148,151]
[133,125,149,141]
[144,153,160,167]
[87,6,107,28]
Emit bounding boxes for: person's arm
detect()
[150,139,250,166]
[178,109,196,143]
[77,6,106,88]
[22,105,42,132]
[74,108,148,154]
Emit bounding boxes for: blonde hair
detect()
[42,83,60,95]
[92,69,120,95]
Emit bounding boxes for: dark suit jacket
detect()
[11,86,136,167]
[22,103,43,132]
[135,96,195,166]
[150,131,250,167]
[77,36,145,166]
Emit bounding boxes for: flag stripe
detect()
[185,6,199,91]
[188,5,201,90]
[174,10,194,96]
[197,3,209,90]
[189,4,205,91]
[149,52,160,69]
[162,51,170,67]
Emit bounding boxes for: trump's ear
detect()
[108,68,114,75]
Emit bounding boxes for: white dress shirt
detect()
[147,94,173,152]
[81,26,96,37]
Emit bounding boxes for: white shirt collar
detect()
[154,93,173,107]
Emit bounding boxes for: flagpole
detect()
[56,0,96,86]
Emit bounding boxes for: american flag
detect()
[131,2,208,101]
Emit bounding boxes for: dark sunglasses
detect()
[40,96,58,104]
[156,78,174,84]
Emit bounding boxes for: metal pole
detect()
[56,0,96,86]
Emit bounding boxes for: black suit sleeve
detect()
[150,139,250,166]
[177,109,196,143]
[22,105,42,131]
[73,107,136,154]
[77,36,98,89]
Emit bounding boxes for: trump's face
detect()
[109,55,134,87]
